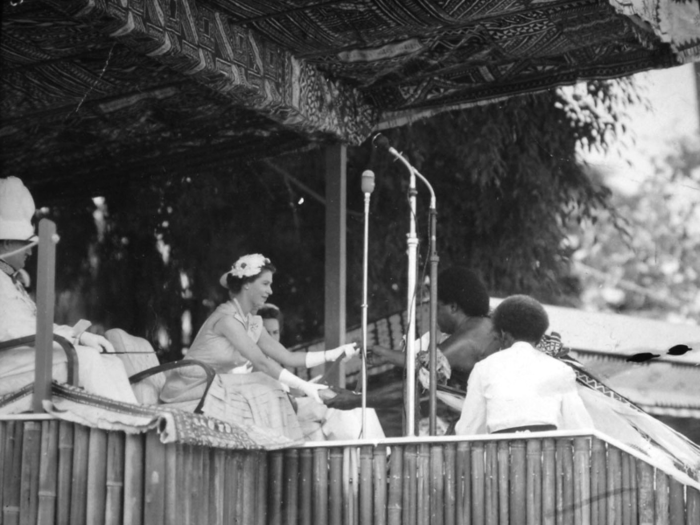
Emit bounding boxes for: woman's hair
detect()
[257,304,280,320]
[492,295,549,343]
[226,262,276,293]
[437,266,490,317]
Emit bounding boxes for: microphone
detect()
[361,170,375,194]
[372,133,392,152]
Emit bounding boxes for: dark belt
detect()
[492,424,557,434]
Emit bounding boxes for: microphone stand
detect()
[380,146,437,437]
[360,171,375,438]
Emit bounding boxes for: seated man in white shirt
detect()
[0,176,137,405]
[455,294,593,435]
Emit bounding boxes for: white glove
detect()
[78,332,115,354]
[278,369,328,403]
[325,342,359,362]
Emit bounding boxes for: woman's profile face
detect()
[247,270,273,309]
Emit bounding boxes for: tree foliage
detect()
[570,135,700,321]
[35,81,637,358]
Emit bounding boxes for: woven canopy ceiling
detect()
[2,0,699,202]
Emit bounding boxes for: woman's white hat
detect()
[219,253,271,287]
[0,177,37,242]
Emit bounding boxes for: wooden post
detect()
[403,445,418,525]
[284,449,299,525]
[324,143,347,387]
[606,445,621,525]
[418,445,430,525]
[498,440,510,525]
[143,431,165,525]
[300,449,313,525]
[313,448,329,525]
[4,422,23,525]
[256,451,268,525]
[268,451,284,525]
[444,443,457,525]
[69,424,90,525]
[105,432,125,525]
[431,444,445,525]
[557,438,574,525]
[484,442,497,525]
[34,219,57,412]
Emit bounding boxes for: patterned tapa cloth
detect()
[0,382,301,450]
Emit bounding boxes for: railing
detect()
[1,418,698,525]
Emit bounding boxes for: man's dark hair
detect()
[492,295,549,343]
[258,304,280,320]
[437,266,490,317]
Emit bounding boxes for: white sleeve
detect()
[455,363,488,435]
[559,370,594,430]
[0,275,39,340]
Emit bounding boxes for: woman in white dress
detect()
[160,254,358,441]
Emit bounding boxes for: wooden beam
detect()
[324,144,347,387]
[33,219,57,412]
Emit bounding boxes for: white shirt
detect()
[455,341,593,435]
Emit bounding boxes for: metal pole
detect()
[360,190,371,437]
[428,208,439,435]
[405,168,418,436]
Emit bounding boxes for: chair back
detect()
[105,328,163,405]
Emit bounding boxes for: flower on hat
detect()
[229,254,270,278]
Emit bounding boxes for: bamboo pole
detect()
[667,477,684,525]
[56,421,74,525]
[510,440,526,525]
[471,441,485,525]
[444,443,457,525]
[621,452,631,525]
[606,445,621,525]
[268,450,284,525]
[256,451,268,525]
[164,444,179,525]
[0,421,6,521]
[223,451,236,525]
[240,451,255,525]
[143,431,165,525]
[330,448,343,525]
[86,428,108,525]
[654,470,669,525]
[636,461,654,525]
[201,447,212,525]
[572,437,590,525]
[314,448,329,525]
[628,457,637,525]
[19,421,42,525]
[69,424,90,525]
[558,438,574,525]
[418,444,430,525]
[373,446,388,525]
[360,446,373,525]
[590,438,606,525]
[456,441,471,525]
[300,449,313,525]
[37,420,59,525]
[430,444,445,525]
[498,440,510,525]
[526,439,542,525]
[123,433,144,525]
[105,432,124,525]
[233,453,245,523]
[284,448,299,525]
[542,439,556,525]
[3,421,23,525]
[210,449,226,525]
[387,446,404,525]
[403,445,418,525]
[484,441,497,525]
[687,488,700,525]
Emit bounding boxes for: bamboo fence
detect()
[1,419,699,525]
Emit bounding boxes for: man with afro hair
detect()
[455,295,592,435]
